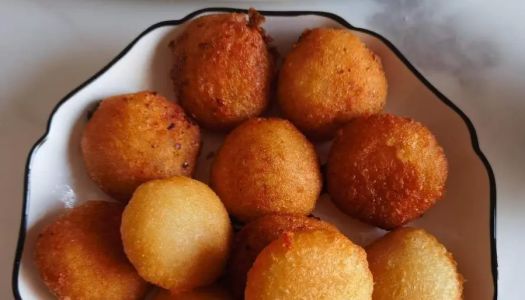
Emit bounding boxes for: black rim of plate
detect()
[12,7,498,300]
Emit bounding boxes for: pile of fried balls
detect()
[34,9,463,300]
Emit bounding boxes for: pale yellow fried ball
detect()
[154,284,232,300]
[228,214,338,299]
[245,230,373,300]
[81,91,200,202]
[327,114,448,229]
[34,201,150,300]
[367,227,463,300]
[120,177,233,291]
[171,10,274,130]
[211,118,322,222]
[278,27,388,140]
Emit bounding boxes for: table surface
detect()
[1,0,524,299]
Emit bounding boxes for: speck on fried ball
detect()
[81,91,200,202]
[211,118,322,222]
[120,176,232,291]
[367,227,463,300]
[278,28,387,140]
[171,10,274,130]
[34,201,149,300]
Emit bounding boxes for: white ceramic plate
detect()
[12,8,497,300]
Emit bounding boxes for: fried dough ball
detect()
[367,227,463,300]
[121,176,232,291]
[245,230,373,300]
[327,114,447,229]
[278,28,387,140]
[34,201,149,300]
[81,91,200,202]
[228,214,338,299]
[154,285,232,300]
[211,118,322,222]
[171,10,274,130]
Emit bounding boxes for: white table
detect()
[1,0,524,299]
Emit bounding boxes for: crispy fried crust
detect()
[154,284,232,300]
[81,91,200,202]
[278,28,387,140]
[34,201,149,300]
[327,114,448,229]
[367,227,463,300]
[171,11,274,130]
[211,118,322,222]
[120,176,233,291]
[245,230,373,300]
[227,214,338,299]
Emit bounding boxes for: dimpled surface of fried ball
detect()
[154,285,232,300]
[34,201,149,300]
[211,118,322,222]
[121,176,233,291]
[228,214,339,299]
[171,11,274,130]
[278,28,387,140]
[327,114,448,229]
[245,230,373,300]
[367,227,463,300]
[81,91,200,202]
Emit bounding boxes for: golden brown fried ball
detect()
[121,176,233,291]
[171,10,274,130]
[34,201,149,300]
[245,230,373,300]
[211,118,322,222]
[228,214,338,299]
[327,114,448,229]
[154,285,232,300]
[278,28,387,140]
[367,227,463,300]
[81,91,200,202]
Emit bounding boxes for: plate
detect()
[12,8,497,300]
